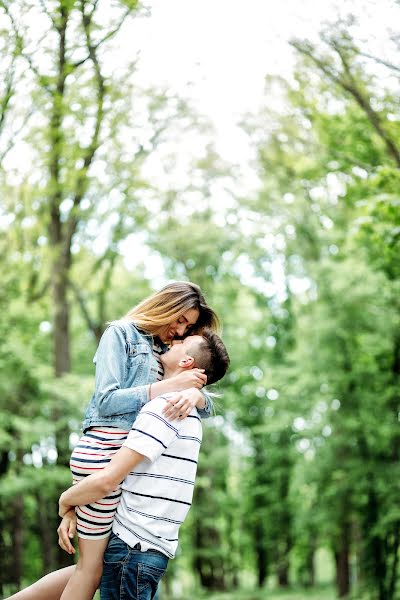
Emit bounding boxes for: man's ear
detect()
[178,355,195,369]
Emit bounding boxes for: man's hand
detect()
[59,491,73,518]
[57,509,76,555]
[162,388,203,420]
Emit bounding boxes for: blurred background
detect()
[0,1,399,598]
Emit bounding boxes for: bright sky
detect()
[124,0,395,163]
[108,0,395,284]
[3,0,396,286]
[99,0,396,284]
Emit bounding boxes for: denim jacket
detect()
[82,320,212,432]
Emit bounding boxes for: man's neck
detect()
[162,367,182,380]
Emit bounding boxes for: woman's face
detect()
[158,308,200,343]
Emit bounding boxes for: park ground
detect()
[93,587,338,600]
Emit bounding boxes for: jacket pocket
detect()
[126,342,151,368]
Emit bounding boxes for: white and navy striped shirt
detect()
[152,340,165,382]
[113,394,202,558]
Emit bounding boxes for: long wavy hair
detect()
[123,281,219,336]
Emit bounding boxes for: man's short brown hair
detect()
[188,329,230,385]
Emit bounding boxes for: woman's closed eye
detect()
[178,318,189,333]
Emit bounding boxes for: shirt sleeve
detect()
[123,396,181,462]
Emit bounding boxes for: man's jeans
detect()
[100,533,168,600]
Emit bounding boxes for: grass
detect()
[93,585,336,600]
[195,586,336,600]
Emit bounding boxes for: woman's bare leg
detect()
[4,566,76,600]
[59,537,109,600]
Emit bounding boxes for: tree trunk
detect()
[9,495,24,590]
[277,532,291,587]
[277,560,289,587]
[365,486,387,600]
[306,546,316,587]
[52,259,71,376]
[388,523,399,600]
[334,508,352,598]
[193,521,226,590]
[37,495,55,573]
[335,522,351,598]
[335,547,350,598]
[0,450,10,596]
[255,536,268,587]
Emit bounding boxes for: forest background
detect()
[0,1,399,599]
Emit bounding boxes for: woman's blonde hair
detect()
[123,281,219,336]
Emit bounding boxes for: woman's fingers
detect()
[197,372,208,385]
[163,394,200,420]
[57,513,76,555]
[190,374,207,389]
[178,406,193,420]
[192,369,207,386]
[162,394,183,419]
[58,527,73,554]
[69,517,76,539]
[163,396,195,419]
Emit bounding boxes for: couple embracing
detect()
[7,282,230,600]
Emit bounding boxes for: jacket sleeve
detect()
[197,389,214,418]
[94,325,149,418]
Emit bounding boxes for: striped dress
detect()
[70,343,164,540]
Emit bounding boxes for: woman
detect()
[6,281,218,600]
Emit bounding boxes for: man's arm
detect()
[58,447,145,517]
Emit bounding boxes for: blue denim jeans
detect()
[100,533,168,600]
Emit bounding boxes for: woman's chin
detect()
[160,333,172,344]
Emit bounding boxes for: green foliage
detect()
[1,3,400,599]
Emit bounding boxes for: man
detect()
[58,329,230,600]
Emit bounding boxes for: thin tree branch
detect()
[291,40,400,168]
[97,251,118,329]
[72,7,132,68]
[0,2,22,136]
[48,4,70,249]
[63,2,138,257]
[69,280,100,338]
[63,0,107,253]
[0,106,35,165]
[38,0,56,28]
[358,50,400,74]
[27,276,51,302]
[0,63,15,136]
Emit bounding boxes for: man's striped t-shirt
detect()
[112,394,202,558]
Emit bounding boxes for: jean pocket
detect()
[137,560,168,596]
[103,534,130,564]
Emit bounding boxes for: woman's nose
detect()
[176,324,186,337]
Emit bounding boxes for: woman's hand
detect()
[171,369,207,391]
[162,388,203,420]
[58,492,72,518]
[57,509,76,555]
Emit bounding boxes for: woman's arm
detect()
[94,325,150,417]
[162,388,214,420]
[148,369,207,398]
[94,326,210,418]
[197,389,214,417]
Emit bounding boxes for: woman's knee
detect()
[75,554,104,582]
